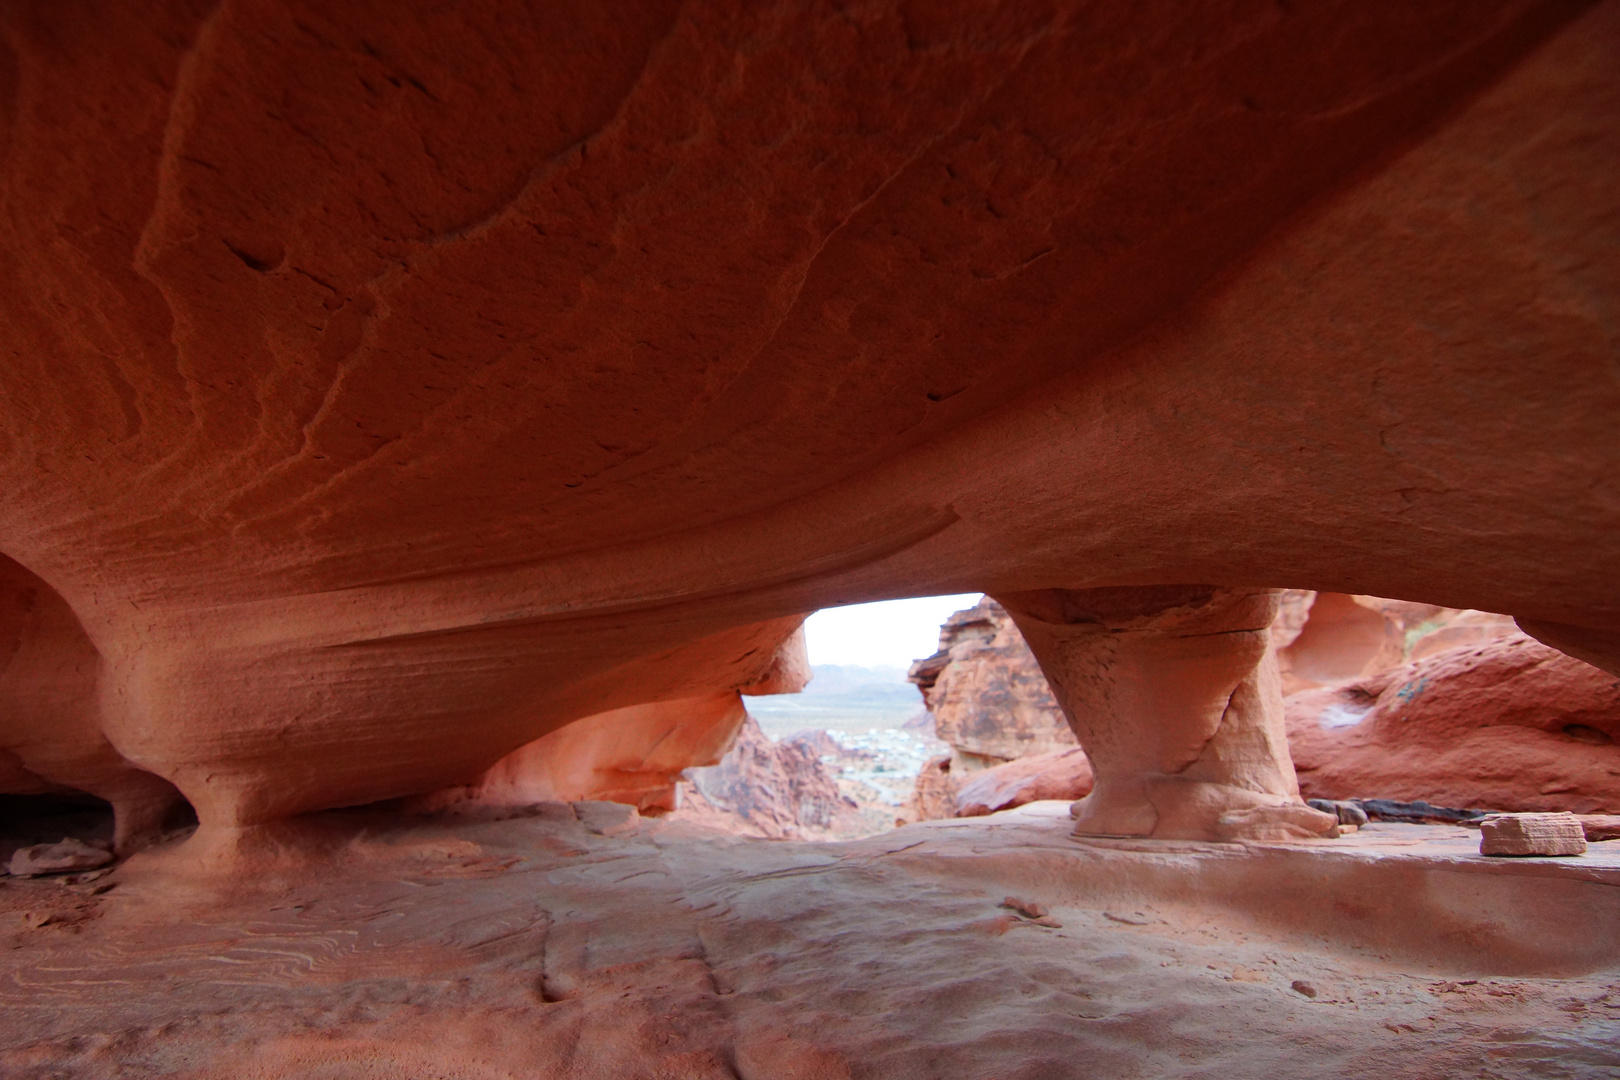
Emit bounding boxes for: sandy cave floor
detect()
[1,804,1617,1079]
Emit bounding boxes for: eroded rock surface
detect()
[998,586,1335,841]
[0,556,182,853]
[0,1,1616,850]
[1276,592,1520,693]
[414,619,810,815]
[1480,812,1589,857]
[953,747,1094,818]
[670,714,855,839]
[907,598,1076,771]
[6,838,113,878]
[1289,635,1620,814]
[2,806,1617,1078]
[909,592,1606,823]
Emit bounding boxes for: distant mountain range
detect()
[744,663,923,734]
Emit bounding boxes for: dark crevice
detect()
[223,239,284,273]
[0,792,114,866]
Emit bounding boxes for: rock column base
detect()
[999,585,1337,843]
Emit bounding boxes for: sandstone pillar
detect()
[995,586,1336,842]
[0,555,183,852]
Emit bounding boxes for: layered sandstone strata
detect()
[907,599,1075,771]
[1,2,1617,849]
[414,623,810,814]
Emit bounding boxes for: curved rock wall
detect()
[1289,635,1620,813]
[0,555,180,851]
[0,1,1616,844]
[414,620,810,814]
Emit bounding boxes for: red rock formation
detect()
[907,598,1075,770]
[908,592,1565,822]
[0,2,1616,849]
[1289,635,1620,814]
[909,756,959,822]
[999,586,1335,841]
[1275,592,1519,693]
[1277,593,1407,691]
[417,620,810,814]
[671,715,854,839]
[954,747,1094,818]
[0,555,181,852]
[8,806,1620,1076]
[424,694,747,815]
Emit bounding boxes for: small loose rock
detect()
[1306,799,1369,827]
[1479,812,1586,857]
[1103,911,1152,926]
[1292,981,1318,999]
[7,839,115,878]
[999,896,1047,919]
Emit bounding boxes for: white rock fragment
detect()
[8,838,115,877]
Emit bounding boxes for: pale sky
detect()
[802,594,984,669]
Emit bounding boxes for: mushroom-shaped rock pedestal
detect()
[0,554,183,854]
[999,586,1336,842]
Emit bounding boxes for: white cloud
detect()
[801,594,983,669]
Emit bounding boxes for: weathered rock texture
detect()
[954,747,1094,818]
[0,556,182,852]
[423,695,749,815]
[907,598,1075,770]
[5,805,1620,1078]
[5,838,113,878]
[1,2,1617,847]
[910,756,960,822]
[1288,635,1620,814]
[670,715,854,839]
[1479,812,1588,856]
[1275,592,1519,694]
[413,621,810,815]
[998,586,1335,840]
[908,591,1596,823]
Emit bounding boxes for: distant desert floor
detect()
[3,803,1617,1079]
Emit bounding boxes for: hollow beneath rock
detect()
[0,794,114,868]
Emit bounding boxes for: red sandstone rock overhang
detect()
[0,1,1615,825]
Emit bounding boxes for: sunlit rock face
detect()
[1,0,1617,843]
